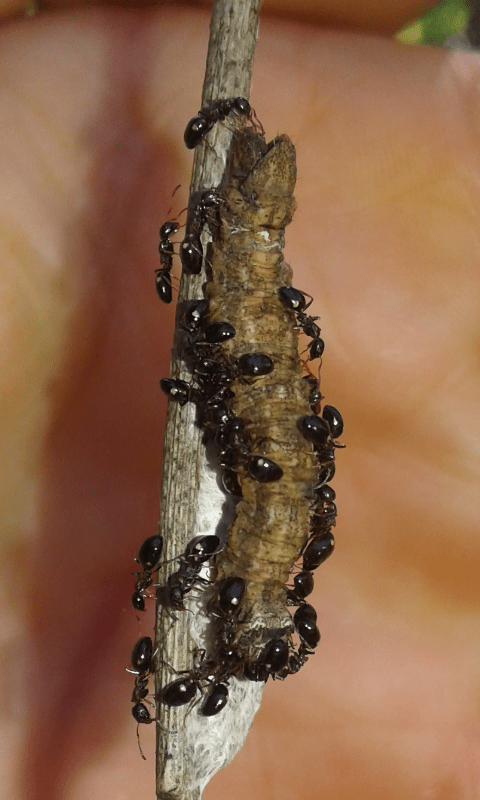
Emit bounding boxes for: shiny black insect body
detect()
[303,374,322,414]
[279,286,325,362]
[322,404,344,439]
[180,232,203,275]
[180,189,221,275]
[159,378,194,407]
[299,405,344,453]
[156,221,179,304]
[293,603,320,651]
[248,455,283,483]
[131,702,153,760]
[286,569,315,606]
[131,636,153,673]
[132,535,164,611]
[129,636,155,758]
[166,534,220,609]
[302,533,335,571]
[184,97,251,149]
[277,642,314,679]
[263,638,290,675]
[183,299,210,333]
[159,677,198,707]
[200,682,229,717]
[215,576,246,616]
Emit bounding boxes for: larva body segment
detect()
[205,129,318,657]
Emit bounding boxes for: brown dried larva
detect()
[205,128,319,659]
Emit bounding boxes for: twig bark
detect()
[155,2,263,798]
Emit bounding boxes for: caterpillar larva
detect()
[154,110,342,717]
[202,128,323,667]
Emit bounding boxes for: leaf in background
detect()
[396,0,471,45]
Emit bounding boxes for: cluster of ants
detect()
[158,286,343,682]
[128,98,343,754]
[128,530,227,757]
[155,98,258,302]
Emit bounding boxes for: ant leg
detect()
[136,723,147,760]
[250,106,265,135]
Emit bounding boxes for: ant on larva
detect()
[182,298,210,333]
[279,285,326,362]
[154,121,344,703]
[293,603,321,650]
[179,232,203,275]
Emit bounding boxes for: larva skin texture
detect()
[205,129,318,656]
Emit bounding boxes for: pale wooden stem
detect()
[155,2,263,799]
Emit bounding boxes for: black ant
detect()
[155,221,179,304]
[180,188,221,275]
[244,638,290,682]
[165,534,221,610]
[157,649,230,717]
[132,534,163,611]
[184,97,253,150]
[128,636,155,759]
[278,285,325,362]
[286,569,315,606]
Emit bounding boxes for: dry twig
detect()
[155,2,263,798]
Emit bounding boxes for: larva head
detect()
[243,134,297,220]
